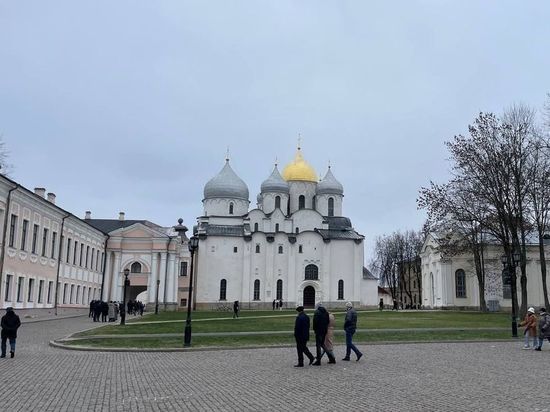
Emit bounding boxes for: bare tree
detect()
[0,134,13,176]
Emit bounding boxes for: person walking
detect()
[323,310,336,364]
[519,307,537,349]
[293,306,315,367]
[1,307,21,358]
[535,307,550,351]
[379,298,384,311]
[233,300,240,319]
[312,302,334,365]
[342,301,363,361]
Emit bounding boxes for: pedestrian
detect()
[233,300,240,319]
[101,301,108,322]
[108,301,116,322]
[323,310,336,362]
[1,307,21,358]
[312,302,334,365]
[535,307,550,351]
[519,307,537,349]
[293,306,315,367]
[342,301,363,362]
[279,299,284,311]
[272,299,276,311]
[379,298,384,311]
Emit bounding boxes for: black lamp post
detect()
[155,279,160,315]
[501,251,521,338]
[121,268,130,325]
[184,235,199,347]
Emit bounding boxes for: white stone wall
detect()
[288,181,317,214]
[261,192,289,215]
[203,198,249,217]
[315,194,343,217]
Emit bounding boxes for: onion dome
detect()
[282,147,317,182]
[317,167,344,195]
[261,165,289,194]
[204,159,249,201]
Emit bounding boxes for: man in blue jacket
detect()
[294,306,315,367]
[342,301,363,361]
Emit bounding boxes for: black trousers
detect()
[296,339,314,365]
[315,333,329,360]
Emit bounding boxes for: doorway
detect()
[303,286,316,308]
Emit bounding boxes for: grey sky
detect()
[1,1,549,260]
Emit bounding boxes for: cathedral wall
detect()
[203,198,248,216]
[288,181,317,214]
[289,210,325,233]
[315,194,343,217]
[261,193,289,215]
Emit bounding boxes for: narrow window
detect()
[76,285,81,304]
[4,274,12,301]
[278,245,283,254]
[180,261,188,276]
[219,279,227,301]
[51,232,57,259]
[62,284,67,304]
[233,246,238,253]
[91,248,95,269]
[131,262,142,273]
[299,245,303,253]
[253,279,260,300]
[255,244,260,253]
[38,280,44,303]
[79,243,84,266]
[85,246,90,268]
[8,214,17,248]
[254,223,259,232]
[41,228,48,256]
[295,227,299,234]
[276,279,283,300]
[47,281,53,304]
[21,220,28,250]
[328,197,335,217]
[17,277,24,302]
[229,202,234,215]
[275,196,281,209]
[100,252,104,272]
[70,284,75,304]
[73,241,78,265]
[275,223,279,232]
[32,224,39,254]
[338,279,344,300]
[66,238,71,263]
[455,269,466,298]
[299,195,305,210]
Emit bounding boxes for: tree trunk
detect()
[473,247,487,312]
[538,234,550,309]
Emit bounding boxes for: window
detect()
[455,269,466,298]
[255,244,260,253]
[100,252,104,271]
[338,279,344,300]
[131,262,142,273]
[180,298,188,307]
[17,277,24,302]
[8,214,17,248]
[63,284,67,304]
[41,228,48,256]
[312,196,316,210]
[86,246,90,268]
[180,261,188,276]
[38,280,44,303]
[233,246,238,253]
[91,248,95,269]
[413,280,416,289]
[299,195,305,210]
[275,223,279,232]
[328,197,334,217]
[295,227,299,234]
[83,287,86,304]
[275,196,281,209]
[76,286,81,304]
[66,238,71,263]
[70,284,75,304]
[32,224,39,254]
[79,244,84,266]
[219,279,227,301]
[73,241,78,265]
[51,232,57,259]
[229,202,234,215]
[4,274,12,301]
[276,279,283,300]
[21,220,28,250]
[47,281,53,304]
[253,279,260,300]
[278,245,283,254]
[305,264,319,280]
[299,245,303,254]
[254,223,259,232]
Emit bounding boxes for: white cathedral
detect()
[194,146,377,309]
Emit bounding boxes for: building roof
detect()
[317,167,344,196]
[204,160,249,201]
[261,165,289,194]
[204,224,245,237]
[324,216,353,230]
[315,228,364,241]
[86,219,164,234]
[281,147,317,183]
[363,267,378,280]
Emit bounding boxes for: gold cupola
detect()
[282,146,317,183]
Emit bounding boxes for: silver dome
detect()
[261,165,289,194]
[317,167,344,195]
[204,160,249,201]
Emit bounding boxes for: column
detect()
[110,252,121,301]
[165,252,175,304]
[158,252,167,304]
[148,253,158,303]
[102,252,112,301]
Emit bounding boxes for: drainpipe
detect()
[0,184,18,299]
[100,235,110,301]
[54,213,70,315]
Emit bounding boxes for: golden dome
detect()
[282,147,318,182]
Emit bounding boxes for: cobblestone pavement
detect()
[1,316,549,411]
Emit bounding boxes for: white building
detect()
[194,147,376,309]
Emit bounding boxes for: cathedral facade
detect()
[194,147,375,309]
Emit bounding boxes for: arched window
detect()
[299,245,303,253]
[276,279,283,300]
[295,227,299,234]
[275,196,281,209]
[275,223,279,232]
[338,279,344,300]
[254,223,259,232]
[455,269,466,298]
[278,245,283,254]
[312,196,316,210]
[255,244,260,253]
[299,195,305,210]
[305,264,318,280]
[253,279,260,300]
[130,262,142,273]
[219,279,227,301]
[328,197,334,217]
[229,203,234,215]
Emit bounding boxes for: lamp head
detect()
[124,268,130,277]
[188,236,199,252]
[500,255,507,265]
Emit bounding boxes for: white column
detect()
[166,252,175,304]
[148,253,158,303]
[102,252,112,301]
[110,252,121,301]
[159,253,167,304]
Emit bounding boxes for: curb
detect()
[22,314,88,324]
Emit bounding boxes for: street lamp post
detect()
[155,279,161,314]
[184,236,199,347]
[121,268,130,325]
[501,251,521,338]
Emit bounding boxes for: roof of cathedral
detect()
[324,216,353,230]
[204,159,249,201]
[281,147,317,183]
[317,167,344,195]
[261,165,289,194]
[315,228,364,241]
[363,267,377,280]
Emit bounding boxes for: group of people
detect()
[90,299,145,323]
[293,301,362,367]
[272,299,284,310]
[519,307,550,351]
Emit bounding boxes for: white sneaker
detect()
[522,346,530,350]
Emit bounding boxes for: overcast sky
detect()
[1,1,549,260]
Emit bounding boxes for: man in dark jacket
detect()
[1,307,21,358]
[294,306,315,367]
[312,302,335,365]
[342,301,363,361]
[535,307,550,351]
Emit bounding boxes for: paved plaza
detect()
[0,316,549,411]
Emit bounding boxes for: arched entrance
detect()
[303,286,316,308]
